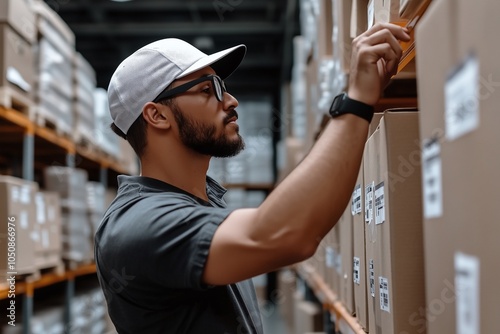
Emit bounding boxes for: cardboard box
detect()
[305,58,319,151]
[0,23,35,97]
[33,191,62,269]
[338,203,354,314]
[324,223,341,297]
[435,1,500,333]
[399,0,426,19]
[365,111,425,334]
[352,112,384,331]
[0,176,38,277]
[415,0,458,333]
[0,0,36,43]
[44,167,89,207]
[32,0,75,47]
[332,0,353,72]
[351,0,369,38]
[316,0,333,58]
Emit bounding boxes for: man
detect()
[95,23,410,333]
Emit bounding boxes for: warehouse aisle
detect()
[261,304,288,334]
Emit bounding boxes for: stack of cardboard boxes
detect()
[0,176,39,279]
[32,0,75,136]
[93,87,121,161]
[44,167,94,265]
[33,191,63,270]
[0,0,138,175]
[0,0,36,114]
[417,0,500,333]
[73,52,97,146]
[290,0,500,333]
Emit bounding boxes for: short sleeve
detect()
[145,200,232,289]
[98,193,232,291]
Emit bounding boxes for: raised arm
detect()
[204,23,410,285]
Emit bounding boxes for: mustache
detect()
[224,109,239,123]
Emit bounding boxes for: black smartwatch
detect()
[329,92,374,123]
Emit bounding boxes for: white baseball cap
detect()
[108,38,247,134]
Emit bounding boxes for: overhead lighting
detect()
[110,0,134,2]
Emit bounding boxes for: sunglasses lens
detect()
[214,77,223,101]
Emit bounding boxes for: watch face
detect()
[330,92,347,114]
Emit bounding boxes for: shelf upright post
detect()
[100,165,108,188]
[22,127,35,181]
[22,283,35,334]
[66,153,76,168]
[64,273,75,333]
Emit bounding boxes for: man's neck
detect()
[140,150,211,202]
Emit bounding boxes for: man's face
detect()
[170,100,245,158]
[165,68,245,158]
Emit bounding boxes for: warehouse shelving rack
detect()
[0,105,126,334]
[0,106,129,188]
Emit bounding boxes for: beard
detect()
[171,103,245,158]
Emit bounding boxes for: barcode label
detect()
[369,259,375,297]
[422,138,443,219]
[374,182,385,225]
[326,247,334,268]
[351,184,362,215]
[365,182,374,223]
[353,257,361,285]
[455,252,480,334]
[445,55,479,141]
[379,277,390,312]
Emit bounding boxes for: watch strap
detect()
[329,92,374,123]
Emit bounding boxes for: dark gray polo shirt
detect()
[95,175,264,334]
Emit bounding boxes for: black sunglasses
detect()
[153,75,227,103]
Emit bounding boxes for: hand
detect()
[347,23,411,106]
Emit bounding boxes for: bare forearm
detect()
[254,114,368,244]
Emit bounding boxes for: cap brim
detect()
[177,44,247,80]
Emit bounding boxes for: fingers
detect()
[362,43,398,70]
[363,29,404,62]
[362,22,411,42]
[348,23,410,105]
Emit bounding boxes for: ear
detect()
[142,102,171,130]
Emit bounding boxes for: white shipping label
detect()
[336,252,342,275]
[374,182,385,225]
[353,257,361,285]
[31,230,40,242]
[422,139,443,219]
[352,184,362,215]
[455,252,480,334]
[369,259,375,297]
[326,247,334,268]
[379,277,390,313]
[445,55,480,141]
[20,185,31,204]
[19,211,28,229]
[35,193,46,224]
[365,182,374,223]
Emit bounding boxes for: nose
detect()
[223,91,238,110]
